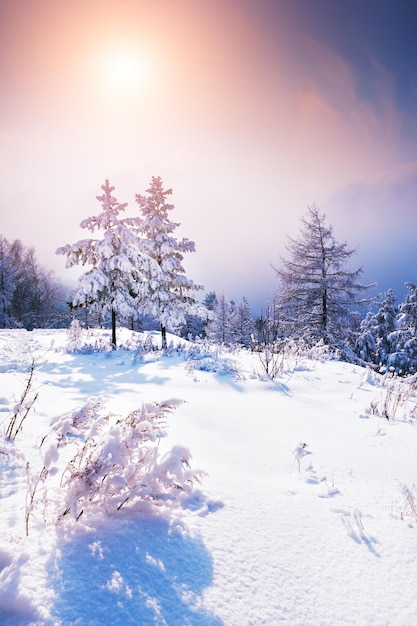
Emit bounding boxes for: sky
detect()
[1,0,417,314]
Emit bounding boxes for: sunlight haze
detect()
[1,0,417,312]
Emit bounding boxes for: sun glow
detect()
[107,54,144,89]
[94,43,151,94]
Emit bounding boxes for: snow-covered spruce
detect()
[57,177,207,350]
[126,176,206,348]
[56,179,157,349]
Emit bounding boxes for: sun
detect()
[107,54,143,90]
[94,44,151,94]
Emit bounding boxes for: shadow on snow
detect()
[49,515,223,625]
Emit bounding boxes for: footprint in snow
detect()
[334,508,380,557]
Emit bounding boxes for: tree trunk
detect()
[322,288,328,341]
[161,324,167,349]
[111,309,117,349]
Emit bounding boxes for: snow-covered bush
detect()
[385,350,410,376]
[367,373,417,422]
[306,339,332,363]
[184,342,242,378]
[66,319,85,352]
[256,341,284,379]
[163,339,187,357]
[255,337,329,380]
[66,326,123,354]
[42,398,205,524]
[132,333,160,363]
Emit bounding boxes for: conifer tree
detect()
[206,293,235,344]
[354,290,398,366]
[274,206,371,347]
[57,180,150,348]
[233,297,254,348]
[203,292,218,312]
[128,176,204,348]
[397,283,417,336]
[387,283,417,374]
[374,289,398,365]
[355,311,377,364]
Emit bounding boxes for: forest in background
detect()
[2,178,417,375]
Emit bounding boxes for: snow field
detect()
[1,329,417,624]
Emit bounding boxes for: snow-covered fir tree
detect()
[274,206,372,348]
[387,283,417,374]
[56,180,151,348]
[354,290,398,366]
[178,291,216,339]
[205,293,235,345]
[373,289,398,365]
[232,297,254,348]
[355,311,377,364]
[203,291,218,312]
[397,283,417,336]
[128,176,205,348]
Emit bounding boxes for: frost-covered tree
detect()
[13,246,67,329]
[203,291,218,312]
[233,297,254,348]
[128,176,205,348]
[355,311,377,363]
[0,236,16,328]
[0,235,67,329]
[204,293,254,346]
[179,291,216,340]
[254,300,282,347]
[179,311,206,340]
[274,206,371,347]
[205,293,234,344]
[386,283,417,374]
[397,283,417,336]
[354,290,398,366]
[57,180,151,348]
[373,289,398,365]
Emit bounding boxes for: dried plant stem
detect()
[25,463,47,536]
[6,357,38,441]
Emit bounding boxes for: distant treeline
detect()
[0,235,69,329]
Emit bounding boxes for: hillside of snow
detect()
[1,328,417,625]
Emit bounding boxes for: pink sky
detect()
[1,0,417,311]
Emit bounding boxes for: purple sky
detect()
[1,0,417,313]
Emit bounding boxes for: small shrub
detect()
[367,373,417,421]
[66,319,85,352]
[35,398,206,526]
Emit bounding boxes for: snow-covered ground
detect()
[1,328,417,625]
